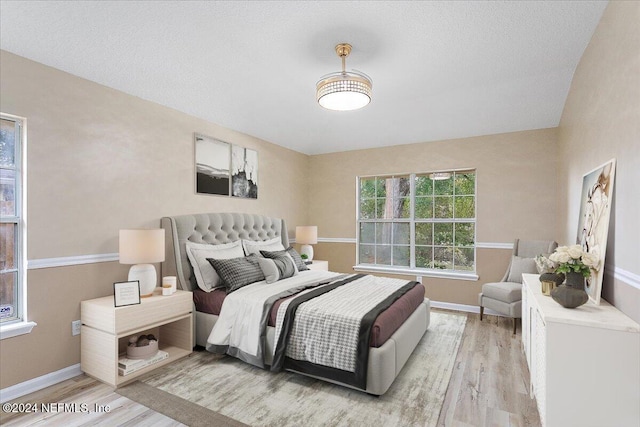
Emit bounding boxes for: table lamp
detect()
[296,226,318,262]
[119,229,165,297]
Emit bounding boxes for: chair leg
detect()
[513,318,517,335]
[480,306,484,321]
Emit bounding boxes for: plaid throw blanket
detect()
[271,274,418,390]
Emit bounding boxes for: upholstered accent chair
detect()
[479,239,557,334]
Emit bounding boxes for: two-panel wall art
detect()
[194,133,258,199]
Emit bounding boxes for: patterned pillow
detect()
[262,247,309,271]
[257,253,298,284]
[241,237,285,257]
[207,255,265,293]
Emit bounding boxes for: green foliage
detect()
[434,196,453,218]
[0,124,16,166]
[454,172,475,195]
[434,223,453,245]
[360,178,376,198]
[415,223,433,245]
[455,196,475,218]
[358,171,476,272]
[556,262,591,278]
[455,223,475,246]
[415,197,433,218]
[415,175,433,196]
[434,176,453,195]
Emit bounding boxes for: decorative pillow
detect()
[257,253,298,284]
[507,255,538,283]
[185,240,244,292]
[208,254,265,293]
[262,247,309,271]
[242,237,285,257]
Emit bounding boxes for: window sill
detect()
[0,321,37,340]
[353,265,479,281]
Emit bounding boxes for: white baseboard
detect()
[0,363,82,403]
[430,300,504,317]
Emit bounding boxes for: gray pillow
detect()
[208,255,265,293]
[262,247,309,271]
[257,253,298,284]
[507,256,538,283]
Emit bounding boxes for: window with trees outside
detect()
[357,170,476,276]
[1,115,24,325]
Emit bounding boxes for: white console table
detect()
[521,274,639,427]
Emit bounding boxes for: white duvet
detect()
[207,270,340,359]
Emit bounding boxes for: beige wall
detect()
[2,0,638,391]
[557,1,640,322]
[0,50,309,388]
[308,128,560,304]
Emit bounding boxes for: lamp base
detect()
[300,244,314,262]
[128,264,157,297]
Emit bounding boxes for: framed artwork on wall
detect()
[576,158,616,305]
[195,133,230,196]
[231,145,258,199]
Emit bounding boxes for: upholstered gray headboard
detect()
[161,213,289,291]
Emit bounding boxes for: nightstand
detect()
[81,289,193,387]
[306,260,329,271]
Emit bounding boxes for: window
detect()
[357,170,476,277]
[1,114,25,326]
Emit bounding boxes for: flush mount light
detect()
[316,43,372,111]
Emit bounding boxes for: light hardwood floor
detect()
[0,311,540,427]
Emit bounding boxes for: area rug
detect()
[118,311,466,427]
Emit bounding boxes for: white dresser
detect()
[521,274,639,427]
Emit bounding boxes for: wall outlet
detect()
[72,320,81,336]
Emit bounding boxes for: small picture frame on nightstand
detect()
[113,281,141,307]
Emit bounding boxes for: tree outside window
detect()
[358,170,476,273]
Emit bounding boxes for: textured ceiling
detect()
[0,1,607,155]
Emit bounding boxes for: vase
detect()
[550,271,589,308]
[539,272,564,296]
[539,272,565,286]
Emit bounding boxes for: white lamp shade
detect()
[119,229,165,264]
[295,226,318,245]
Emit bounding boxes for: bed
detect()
[160,212,430,395]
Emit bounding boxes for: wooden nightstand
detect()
[306,260,329,271]
[81,289,193,387]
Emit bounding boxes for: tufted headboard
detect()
[161,212,289,291]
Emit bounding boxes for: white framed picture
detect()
[113,281,141,307]
[195,133,231,196]
[576,158,616,305]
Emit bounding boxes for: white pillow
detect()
[185,240,244,292]
[242,237,285,257]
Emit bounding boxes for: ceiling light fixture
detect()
[316,43,372,111]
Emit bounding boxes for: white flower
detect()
[555,245,569,253]
[550,251,571,263]
[583,251,600,270]
[567,245,584,259]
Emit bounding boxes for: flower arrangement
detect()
[549,245,599,278]
[535,254,557,274]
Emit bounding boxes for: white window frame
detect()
[354,169,478,281]
[0,113,35,339]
